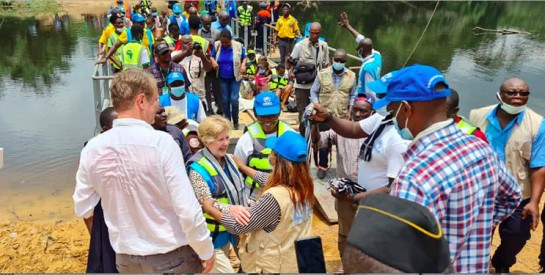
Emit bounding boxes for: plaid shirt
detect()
[146,62,191,95]
[390,122,521,273]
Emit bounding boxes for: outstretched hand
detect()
[309,103,330,122]
[338,12,350,28]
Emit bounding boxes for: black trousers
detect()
[86,201,118,273]
[205,71,223,114]
[318,123,331,168]
[491,198,532,269]
[538,200,545,268]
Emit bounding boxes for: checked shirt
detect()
[390,122,521,273]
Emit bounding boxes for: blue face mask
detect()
[152,12,158,17]
[393,102,414,140]
[259,69,265,74]
[375,106,389,117]
[170,86,185,97]
[332,61,345,71]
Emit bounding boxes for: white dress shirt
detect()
[73,118,213,259]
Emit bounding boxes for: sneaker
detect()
[494,266,510,274]
[234,123,239,129]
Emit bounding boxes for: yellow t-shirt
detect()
[99,23,116,45]
[275,15,299,39]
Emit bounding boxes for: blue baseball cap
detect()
[254,91,281,116]
[167,71,185,85]
[373,64,451,110]
[265,131,308,163]
[172,3,182,14]
[131,13,145,23]
[367,70,400,95]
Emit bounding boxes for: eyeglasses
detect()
[502,91,530,97]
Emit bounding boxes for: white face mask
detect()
[496,92,526,115]
[116,27,124,33]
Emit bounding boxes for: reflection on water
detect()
[1,1,545,222]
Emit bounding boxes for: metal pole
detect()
[244,25,248,49]
[263,25,267,57]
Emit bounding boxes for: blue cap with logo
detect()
[373,64,451,110]
[254,91,281,116]
[265,131,308,163]
[172,3,182,14]
[367,70,400,95]
[131,13,146,23]
[167,71,185,85]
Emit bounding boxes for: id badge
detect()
[162,86,169,95]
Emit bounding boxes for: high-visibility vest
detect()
[456,117,477,135]
[108,31,124,69]
[141,0,151,9]
[125,28,154,60]
[237,5,253,26]
[270,72,288,89]
[188,153,229,240]
[244,121,293,195]
[122,42,144,70]
[246,62,257,75]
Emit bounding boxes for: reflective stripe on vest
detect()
[270,74,288,89]
[456,118,477,135]
[244,121,292,192]
[122,42,144,70]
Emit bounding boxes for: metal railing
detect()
[91,56,115,135]
[230,17,362,71]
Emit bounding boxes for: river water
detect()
[1,1,545,222]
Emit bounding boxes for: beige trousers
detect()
[336,198,358,259]
[211,243,236,273]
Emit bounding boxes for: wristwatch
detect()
[324,112,333,123]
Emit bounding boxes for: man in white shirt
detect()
[73,69,215,273]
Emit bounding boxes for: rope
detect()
[402,0,441,68]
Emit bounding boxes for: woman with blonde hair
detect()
[186,115,249,273]
[202,130,314,273]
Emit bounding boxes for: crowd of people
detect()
[76,0,545,273]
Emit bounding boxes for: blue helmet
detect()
[172,3,182,14]
[131,13,145,23]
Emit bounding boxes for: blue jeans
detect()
[219,77,241,124]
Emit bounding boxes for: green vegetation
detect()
[0,0,60,20]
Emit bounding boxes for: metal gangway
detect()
[91,52,115,135]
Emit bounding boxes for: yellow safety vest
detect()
[246,62,257,76]
[270,73,288,89]
[237,5,253,26]
[108,31,124,69]
[194,155,229,237]
[456,117,477,135]
[122,42,144,70]
[244,121,293,194]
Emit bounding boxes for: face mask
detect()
[259,69,265,74]
[152,12,158,17]
[170,86,185,97]
[393,102,414,140]
[116,27,124,33]
[175,13,180,17]
[248,58,255,63]
[376,106,389,117]
[332,61,345,71]
[496,92,526,115]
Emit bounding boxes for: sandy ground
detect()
[0,1,542,273]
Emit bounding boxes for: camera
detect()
[193,42,202,51]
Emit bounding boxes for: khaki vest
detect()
[238,186,312,273]
[317,68,355,118]
[214,40,243,81]
[298,38,328,71]
[469,105,543,199]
